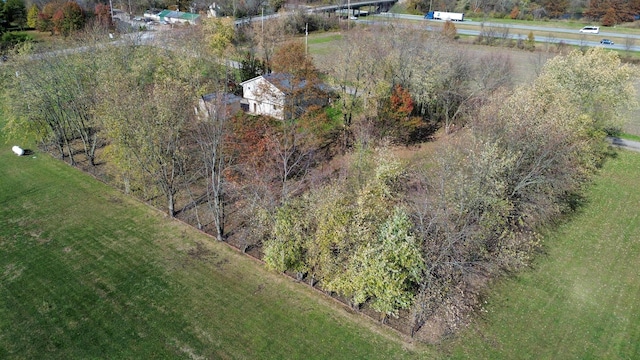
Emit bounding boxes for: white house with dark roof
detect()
[240,73,332,120]
[240,74,288,120]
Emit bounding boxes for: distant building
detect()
[207,3,221,17]
[145,9,201,25]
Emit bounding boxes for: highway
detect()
[363,13,640,51]
[6,10,638,67]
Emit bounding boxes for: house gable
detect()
[240,75,286,119]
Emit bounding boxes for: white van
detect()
[579,26,600,34]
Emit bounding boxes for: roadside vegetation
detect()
[397,0,640,27]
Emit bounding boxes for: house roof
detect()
[201,93,243,105]
[241,73,330,96]
[262,73,304,94]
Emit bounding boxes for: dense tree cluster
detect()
[36,1,86,36]
[0,0,30,52]
[1,19,637,340]
[262,28,637,335]
[1,0,27,32]
[584,0,640,25]
[406,47,637,336]
[0,0,110,39]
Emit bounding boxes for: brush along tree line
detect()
[1,21,637,339]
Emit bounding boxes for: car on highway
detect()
[579,26,600,34]
[600,39,614,45]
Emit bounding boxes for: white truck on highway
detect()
[424,11,464,21]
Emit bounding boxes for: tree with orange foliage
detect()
[509,6,519,19]
[601,7,618,26]
[93,3,111,29]
[37,1,61,33]
[52,1,84,36]
[377,84,423,144]
[541,0,568,18]
[267,40,328,122]
[585,0,639,24]
[270,40,318,80]
[442,20,457,40]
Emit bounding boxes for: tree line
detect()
[1,20,637,340]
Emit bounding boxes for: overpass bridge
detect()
[234,0,398,26]
[308,0,398,15]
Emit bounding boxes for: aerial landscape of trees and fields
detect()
[1,0,640,358]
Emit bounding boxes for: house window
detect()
[253,103,257,113]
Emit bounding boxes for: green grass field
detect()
[620,132,640,141]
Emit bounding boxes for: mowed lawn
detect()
[0,144,423,358]
[446,150,640,359]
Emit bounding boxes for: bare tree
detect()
[528,51,550,78]
[578,33,589,52]
[253,15,287,72]
[624,35,636,55]
[474,52,514,94]
[192,92,232,240]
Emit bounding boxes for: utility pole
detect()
[305,23,308,55]
[347,0,350,30]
